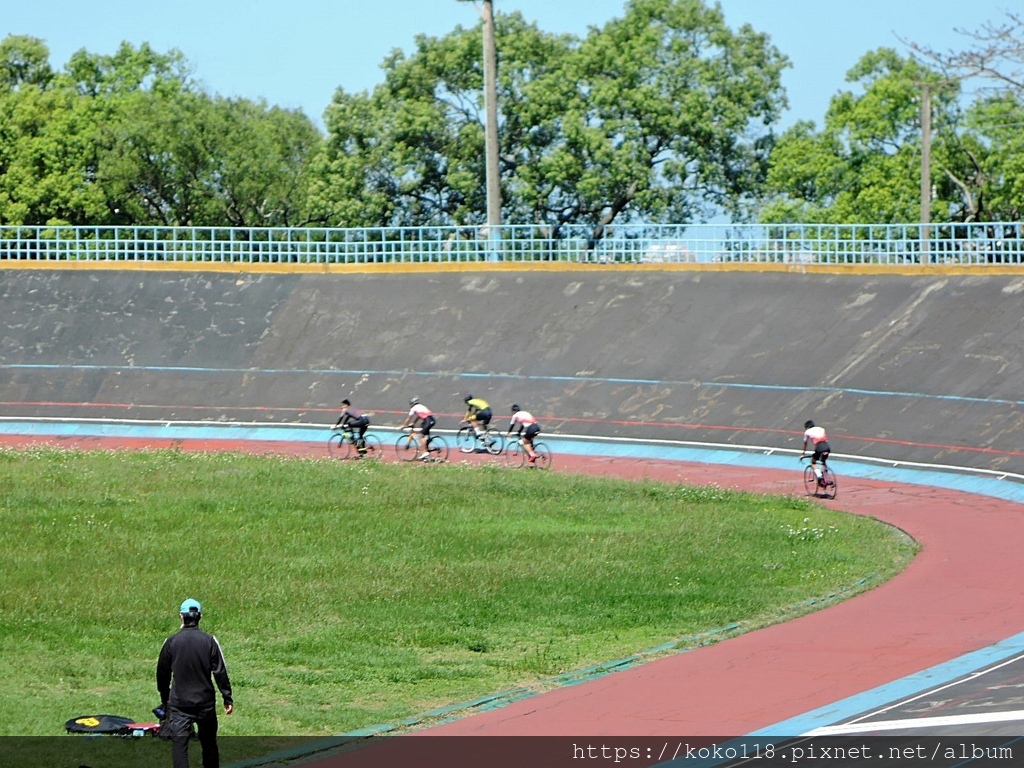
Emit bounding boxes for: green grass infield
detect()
[0,447,915,736]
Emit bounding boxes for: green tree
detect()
[0,81,110,225]
[520,0,786,231]
[767,13,1024,226]
[95,88,218,226]
[963,95,1024,221]
[908,11,1024,221]
[208,98,321,227]
[760,49,970,224]
[0,35,54,91]
[0,39,196,226]
[311,0,787,230]
[0,36,322,227]
[307,89,399,227]
[64,41,193,97]
[99,91,321,227]
[310,12,572,228]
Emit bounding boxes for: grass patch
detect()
[0,447,916,735]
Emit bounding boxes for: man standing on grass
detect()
[157,598,234,768]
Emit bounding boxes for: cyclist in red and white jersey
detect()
[400,397,436,460]
[801,420,831,482]
[507,404,541,463]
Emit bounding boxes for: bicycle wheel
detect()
[530,442,551,470]
[395,433,420,462]
[822,467,838,499]
[360,434,383,461]
[456,426,477,453]
[328,432,353,460]
[505,439,524,467]
[803,465,818,496]
[483,428,504,456]
[426,435,449,462]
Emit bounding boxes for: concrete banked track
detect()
[2,264,1024,474]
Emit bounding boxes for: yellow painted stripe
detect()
[0,258,1021,276]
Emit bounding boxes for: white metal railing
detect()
[1,222,1022,266]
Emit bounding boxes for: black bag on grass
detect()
[65,714,135,735]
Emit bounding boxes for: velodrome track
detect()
[6,263,1024,475]
[5,262,1024,759]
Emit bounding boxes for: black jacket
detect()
[157,624,233,710]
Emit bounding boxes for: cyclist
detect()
[462,395,492,437]
[507,404,541,463]
[800,420,831,485]
[400,397,436,461]
[333,399,370,454]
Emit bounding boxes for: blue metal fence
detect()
[1,222,1022,265]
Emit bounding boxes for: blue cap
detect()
[180,598,202,614]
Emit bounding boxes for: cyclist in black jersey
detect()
[334,399,370,453]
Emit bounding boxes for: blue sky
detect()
[4,0,1014,130]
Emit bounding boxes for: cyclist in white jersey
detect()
[508,404,541,463]
[400,397,436,460]
[801,420,831,482]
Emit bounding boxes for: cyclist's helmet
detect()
[464,395,472,403]
[410,397,419,406]
[511,404,520,413]
[804,420,814,429]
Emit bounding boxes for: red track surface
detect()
[8,433,1023,737]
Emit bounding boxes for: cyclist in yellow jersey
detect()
[462,395,492,436]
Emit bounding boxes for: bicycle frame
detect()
[329,426,382,460]
[457,420,504,455]
[395,428,449,462]
[800,456,836,499]
[505,435,552,469]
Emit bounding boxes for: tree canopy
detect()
[762,12,1024,225]
[2,4,1024,230]
[312,0,788,230]
[0,36,320,227]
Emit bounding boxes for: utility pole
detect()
[919,82,931,265]
[455,0,502,258]
[914,70,970,266]
[481,1,500,227]
[480,0,501,259]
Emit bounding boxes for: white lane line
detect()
[807,710,1024,735]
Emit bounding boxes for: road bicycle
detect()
[395,428,449,463]
[455,420,505,455]
[328,425,383,460]
[504,435,552,469]
[801,456,837,499]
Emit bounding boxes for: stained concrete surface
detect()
[2,267,1024,473]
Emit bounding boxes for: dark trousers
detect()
[168,705,219,768]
